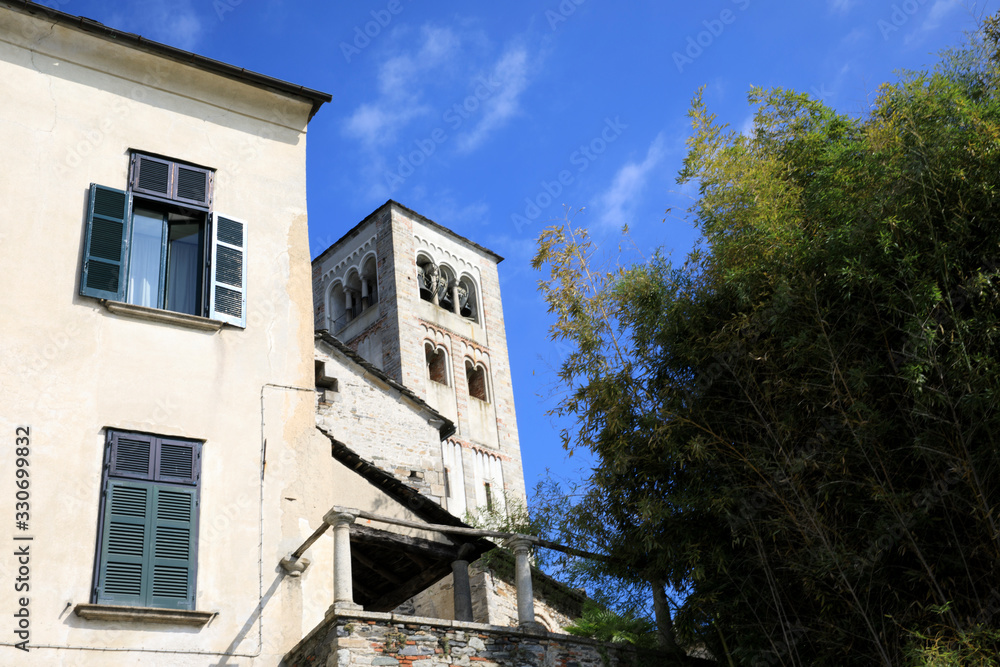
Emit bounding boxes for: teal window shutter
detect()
[95,431,201,610]
[96,480,152,607]
[209,213,247,327]
[80,184,130,301]
[149,485,197,610]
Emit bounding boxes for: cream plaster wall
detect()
[0,6,337,665]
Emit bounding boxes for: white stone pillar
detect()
[505,536,540,628]
[451,283,461,315]
[324,507,360,613]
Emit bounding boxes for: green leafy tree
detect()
[532,20,1000,667]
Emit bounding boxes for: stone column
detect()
[452,544,476,622]
[451,283,461,315]
[324,507,360,614]
[505,536,541,629]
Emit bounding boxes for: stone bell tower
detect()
[312,200,525,517]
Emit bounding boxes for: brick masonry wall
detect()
[284,609,671,667]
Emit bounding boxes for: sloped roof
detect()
[315,331,456,440]
[312,200,504,266]
[319,427,494,610]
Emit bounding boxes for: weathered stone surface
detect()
[284,611,673,667]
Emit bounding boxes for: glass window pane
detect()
[165,220,200,316]
[127,209,164,308]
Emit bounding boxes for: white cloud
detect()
[110,0,205,51]
[902,0,960,46]
[342,25,461,147]
[597,133,668,230]
[829,0,858,14]
[456,45,531,153]
[920,0,959,32]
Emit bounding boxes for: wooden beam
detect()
[366,563,452,612]
[350,524,460,561]
[352,577,377,601]
[353,549,404,586]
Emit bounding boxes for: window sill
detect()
[101,300,224,332]
[74,603,216,626]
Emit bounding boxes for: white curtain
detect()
[166,237,199,315]
[128,211,162,308]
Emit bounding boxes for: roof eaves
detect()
[311,199,504,266]
[319,427,494,553]
[4,0,332,120]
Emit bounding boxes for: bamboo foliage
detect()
[531,20,1000,667]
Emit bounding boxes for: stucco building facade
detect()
[0,2,603,665]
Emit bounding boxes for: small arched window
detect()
[425,342,449,386]
[465,360,488,402]
[361,256,378,308]
[438,265,457,312]
[344,270,362,321]
[328,282,347,332]
[417,255,437,303]
[458,276,478,323]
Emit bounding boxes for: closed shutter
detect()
[155,438,200,485]
[173,165,212,208]
[96,480,152,606]
[149,485,197,610]
[95,430,201,610]
[130,154,213,209]
[109,431,154,480]
[209,213,247,327]
[131,154,173,199]
[80,184,130,300]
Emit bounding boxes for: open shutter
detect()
[209,213,247,327]
[96,480,152,607]
[80,184,130,300]
[149,485,197,610]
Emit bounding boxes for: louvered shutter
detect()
[149,485,197,610]
[130,154,212,208]
[173,164,212,208]
[131,154,173,200]
[209,213,247,327]
[96,480,152,606]
[154,438,200,485]
[96,431,201,610]
[109,431,154,480]
[80,184,130,300]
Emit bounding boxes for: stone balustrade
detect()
[284,607,669,667]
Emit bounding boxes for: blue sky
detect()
[52,0,996,495]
